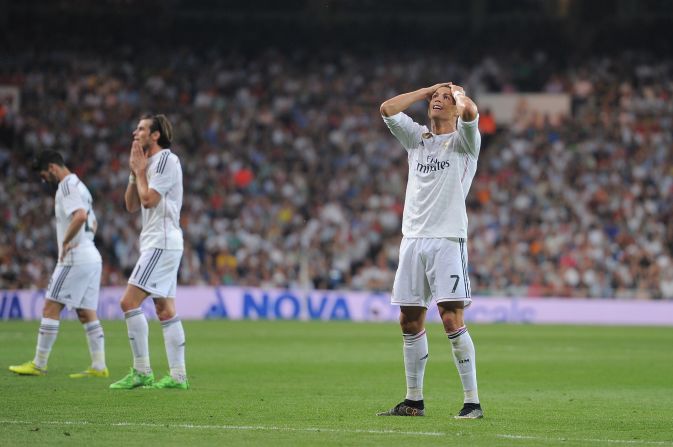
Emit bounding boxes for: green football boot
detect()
[109,368,154,389]
[150,374,189,390]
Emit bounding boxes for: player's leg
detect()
[69,308,109,378]
[401,306,429,410]
[115,248,186,390]
[431,237,482,418]
[438,302,482,419]
[152,297,189,389]
[121,284,152,376]
[378,306,428,416]
[109,283,154,389]
[9,262,72,375]
[66,263,108,378]
[378,238,429,416]
[9,299,64,375]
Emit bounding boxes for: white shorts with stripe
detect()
[128,249,183,298]
[46,262,102,310]
[391,237,472,308]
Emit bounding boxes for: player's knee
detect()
[399,307,425,334]
[441,315,463,333]
[399,317,423,334]
[119,295,137,312]
[42,308,61,319]
[76,309,96,323]
[42,300,62,319]
[156,308,175,321]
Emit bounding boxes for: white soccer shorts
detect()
[391,237,472,308]
[128,248,183,298]
[46,262,102,310]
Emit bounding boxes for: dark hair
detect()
[142,114,173,148]
[32,150,66,172]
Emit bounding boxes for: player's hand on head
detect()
[425,82,453,101]
[449,83,465,95]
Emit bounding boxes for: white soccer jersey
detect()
[382,112,481,239]
[55,173,102,265]
[140,149,184,251]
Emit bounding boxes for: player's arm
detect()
[380,83,451,116]
[125,141,143,213]
[128,140,161,209]
[450,83,481,156]
[449,83,478,121]
[125,177,141,213]
[135,168,162,209]
[60,208,87,261]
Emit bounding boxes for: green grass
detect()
[1,320,672,446]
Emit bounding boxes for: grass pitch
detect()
[1,320,672,446]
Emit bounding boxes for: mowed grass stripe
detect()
[0,419,444,437]
[2,419,672,446]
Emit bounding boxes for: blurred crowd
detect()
[1,48,672,299]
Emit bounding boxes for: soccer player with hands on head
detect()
[377,82,483,419]
[109,114,189,390]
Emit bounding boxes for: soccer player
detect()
[109,114,189,390]
[376,83,483,419]
[9,150,108,378]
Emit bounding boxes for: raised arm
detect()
[126,141,161,211]
[380,83,451,117]
[449,83,478,121]
[135,166,162,209]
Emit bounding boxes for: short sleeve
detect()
[457,114,481,157]
[60,181,85,215]
[149,154,177,196]
[382,112,426,151]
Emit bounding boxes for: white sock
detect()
[161,315,187,383]
[448,326,479,404]
[83,320,106,370]
[403,329,428,401]
[34,318,60,369]
[125,308,151,374]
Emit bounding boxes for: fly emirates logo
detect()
[416,155,450,174]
